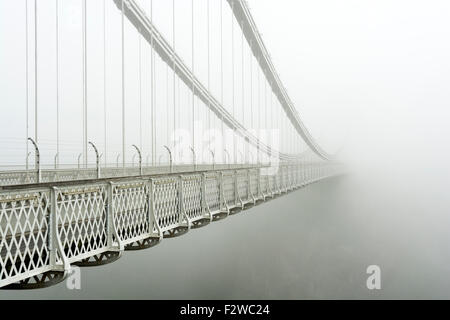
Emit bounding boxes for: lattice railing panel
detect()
[237,170,249,203]
[285,166,292,189]
[113,182,149,244]
[152,177,180,232]
[222,172,236,208]
[260,173,269,196]
[41,169,97,184]
[267,172,275,194]
[249,169,259,199]
[205,173,221,213]
[0,189,51,285]
[0,171,36,186]
[181,175,203,221]
[55,185,108,262]
[275,168,282,193]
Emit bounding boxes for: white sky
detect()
[247,0,450,170]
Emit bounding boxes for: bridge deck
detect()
[0,163,343,289]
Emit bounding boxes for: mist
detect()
[1,0,450,299]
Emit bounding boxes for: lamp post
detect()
[88,141,100,178]
[164,145,173,173]
[132,144,143,176]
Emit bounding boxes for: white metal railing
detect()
[0,164,266,188]
[0,162,344,288]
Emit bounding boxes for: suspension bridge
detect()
[0,0,343,289]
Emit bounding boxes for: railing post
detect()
[219,172,225,212]
[146,179,151,231]
[149,178,162,239]
[280,164,284,193]
[107,182,114,248]
[201,173,208,220]
[290,164,293,189]
[178,176,189,228]
[305,162,308,183]
[178,176,183,224]
[257,167,262,200]
[49,187,57,267]
[233,170,238,207]
[49,186,70,273]
[247,169,251,202]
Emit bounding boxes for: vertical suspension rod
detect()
[82,0,88,168]
[56,0,60,168]
[121,0,125,168]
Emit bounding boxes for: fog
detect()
[1,0,450,299]
[3,173,450,299]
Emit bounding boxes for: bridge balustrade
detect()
[0,163,344,288]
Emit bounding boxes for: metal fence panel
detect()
[0,189,52,287]
[151,177,181,232]
[204,173,221,214]
[55,185,108,263]
[112,182,149,245]
[181,175,204,222]
[222,172,236,209]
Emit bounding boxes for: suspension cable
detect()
[138,26,142,153]
[241,20,244,126]
[103,0,107,166]
[151,0,155,165]
[249,41,253,132]
[270,81,273,158]
[172,0,175,148]
[34,0,37,144]
[231,1,236,163]
[82,0,87,168]
[250,41,253,163]
[257,56,260,163]
[241,20,245,162]
[55,0,60,168]
[265,71,267,162]
[207,0,211,151]
[166,64,169,148]
[220,0,224,162]
[191,0,194,159]
[25,0,29,167]
[121,0,125,167]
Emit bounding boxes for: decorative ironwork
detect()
[0,163,343,289]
